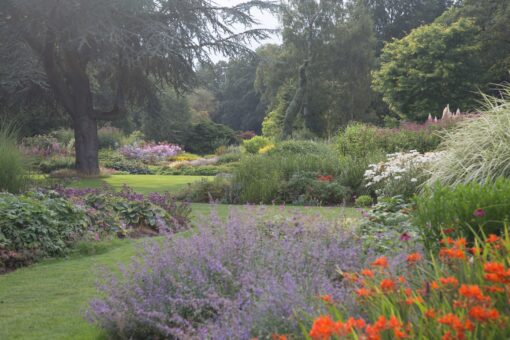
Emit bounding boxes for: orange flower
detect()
[439,248,466,260]
[459,284,489,302]
[439,276,459,287]
[438,313,464,331]
[487,234,500,243]
[361,268,375,278]
[320,295,333,303]
[470,247,481,255]
[272,335,288,340]
[309,315,341,340]
[406,295,424,305]
[425,309,436,319]
[406,252,422,264]
[484,262,505,274]
[372,256,389,268]
[380,278,396,292]
[485,285,505,293]
[356,287,371,297]
[468,306,500,322]
[398,276,406,283]
[430,281,440,289]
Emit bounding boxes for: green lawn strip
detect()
[0,239,140,340]
[70,174,212,194]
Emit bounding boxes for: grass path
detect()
[0,175,361,339]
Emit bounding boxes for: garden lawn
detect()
[0,204,359,340]
[71,174,212,194]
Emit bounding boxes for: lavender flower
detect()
[88,207,368,339]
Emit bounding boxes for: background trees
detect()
[1,0,271,174]
[372,18,482,121]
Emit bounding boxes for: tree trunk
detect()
[73,113,100,176]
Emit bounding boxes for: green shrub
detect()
[156,164,236,176]
[234,146,343,204]
[97,125,125,149]
[0,121,29,193]
[268,140,333,156]
[277,171,351,205]
[355,195,373,208]
[0,191,88,272]
[177,176,235,203]
[51,128,74,145]
[413,179,510,251]
[338,123,380,158]
[428,86,510,186]
[99,150,152,174]
[184,121,240,155]
[38,156,75,174]
[242,136,271,154]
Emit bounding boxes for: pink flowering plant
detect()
[120,142,182,163]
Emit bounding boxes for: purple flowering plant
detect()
[120,142,182,163]
[88,207,369,339]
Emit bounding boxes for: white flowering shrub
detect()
[364,150,444,198]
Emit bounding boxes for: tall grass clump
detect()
[428,85,510,186]
[0,121,28,193]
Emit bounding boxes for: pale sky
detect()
[213,0,282,61]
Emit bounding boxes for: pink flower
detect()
[400,232,411,242]
[473,208,486,218]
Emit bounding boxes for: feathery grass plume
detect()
[0,120,29,193]
[427,85,510,186]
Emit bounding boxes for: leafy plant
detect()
[413,179,510,251]
[354,195,373,208]
[0,191,88,272]
[242,135,272,154]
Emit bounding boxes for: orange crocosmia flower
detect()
[380,278,396,292]
[487,234,500,243]
[439,248,466,260]
[440,237,455,245]
[404,288,412,297]
[485,285,505,293]
[459,284,489,302]
[431,281,440,289]
[361,268,375,278]
[454,238,467,248]
[470,247,481,255]
[309,315,341,340]
[442,331,454,340]
[406,296,424,305]
[407,252,422,264]
[468,306,500,322]
[440,276,459,287]
[425,309,436,319]
[320,295,333,303]
[272,335,288,340]
[372,256,389,268]
[398,276,406,283]
[484,262,505,274]
[356,287,371,297]
[438,313,464,331]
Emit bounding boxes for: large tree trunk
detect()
[73,113,100,176]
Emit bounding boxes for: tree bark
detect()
[73,113,100,176]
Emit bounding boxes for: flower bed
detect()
[120,142,182,163]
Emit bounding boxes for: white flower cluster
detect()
[364,150,445,187]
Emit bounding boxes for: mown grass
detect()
[70,174,213,194]
[0,204,359,339]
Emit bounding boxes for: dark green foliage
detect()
[99,150,152,175]
[0,191,88,272]
[97,126,125,150]
[141,88,191,145]
[278,172,352,206]
[209,55,267,133]
[373,18,483,121]
[413,179,510,251]
[184,121,240,155]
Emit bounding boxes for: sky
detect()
[212,0,282,61]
